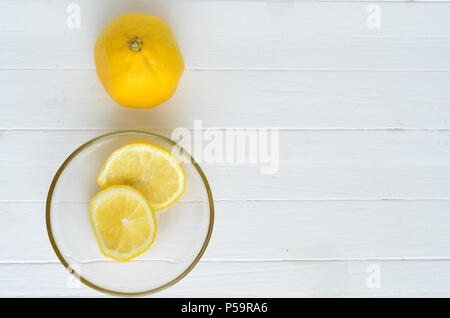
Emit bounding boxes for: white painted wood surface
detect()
[1,0,450,297]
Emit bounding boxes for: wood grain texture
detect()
[1,130,450,201]
[1,69,450,129]
[1,261,450,297]
[2,200,450,262]
[0,0,450,297]
[1,1,450,70]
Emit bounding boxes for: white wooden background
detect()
[1,0,450,297]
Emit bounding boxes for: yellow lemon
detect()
[97,142,186,211]
[94,13,185,108]
[90,185,157,261]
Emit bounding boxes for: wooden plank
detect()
[1,0,450,298]
[2,200,450,262]
[1,69,450,129]
[1,130,450,201]
[1,260,450,297]
[0,1,450,69]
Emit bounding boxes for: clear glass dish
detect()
[46,131,214,296]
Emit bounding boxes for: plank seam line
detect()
[2,257,450,265]
[3,67,450,72]
[208,0,450,2]
[202,257,450,262]
[0,0,445,3]
[3,198,450,204]
[3,128,450,131]
[175,0,450,3]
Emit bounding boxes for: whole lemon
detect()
[94,14,184,108]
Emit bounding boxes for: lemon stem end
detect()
[128,37,143,52]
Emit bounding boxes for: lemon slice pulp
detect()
[97,142,186,211]
[90,185,157,261]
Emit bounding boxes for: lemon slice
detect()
[90,185,157,261]
[97,142,186,211]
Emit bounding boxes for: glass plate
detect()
[46,131,214,296]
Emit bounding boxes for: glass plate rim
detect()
[45,130,215,296]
